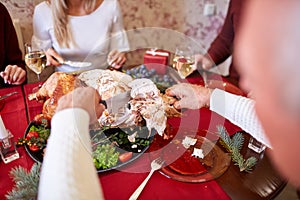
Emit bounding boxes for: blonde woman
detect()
[32,0,129,73]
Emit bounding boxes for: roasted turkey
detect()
[28,70,181,139]
[28,72,83,117]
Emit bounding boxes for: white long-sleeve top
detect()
[32,0,129,73]
[38,108,104,200]
[210,89,271,148]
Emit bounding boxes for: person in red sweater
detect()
[0,3,26,87]
[169,0,300,190]
[235,0,300,189]
[195,0,244,86]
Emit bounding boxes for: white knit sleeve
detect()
[210,89,271,148]
[38,108,104,200]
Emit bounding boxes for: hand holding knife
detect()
[53,57,92,68]
[47,48,92,68]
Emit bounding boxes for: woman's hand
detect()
[0,65,26,85]
[165,83,212,110]
[107,50,126,69]
[45,47,64,67]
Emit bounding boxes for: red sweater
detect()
[0,3,25,88]
[207,0,244,85]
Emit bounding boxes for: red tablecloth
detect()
[23,82,44,122]
[14,76,243,200]
[0,86,34,198]
[98,73,242,199]
[97,107,241,200]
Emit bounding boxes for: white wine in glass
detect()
[173,47,196,79]
[24,44,46,82]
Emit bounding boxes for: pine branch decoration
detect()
[6,163,41,200]
[217,125,257,172]
[217,126,232,151]
[232,133,244,151]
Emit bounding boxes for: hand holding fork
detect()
[129,157,165,200]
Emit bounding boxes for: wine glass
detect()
[24,43,46,83]
[172,46,196,79]
[24,44,46,92]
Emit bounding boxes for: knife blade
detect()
[202,71,208,87]
[62,60,92,68]
[100,91,131,114]
[0,91,18,101]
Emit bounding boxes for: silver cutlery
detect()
[129,157,165,200]
[100,91,131,114]
[0,91,18,101]
[61,60,92,68]
[202,71,208,87]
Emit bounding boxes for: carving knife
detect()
[100,91,131,114]
[62,60,92,68]
[202,71,208,87]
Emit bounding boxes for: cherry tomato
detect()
[119,152,133,163]
[26,131,40,152]
[26,131,39,140]
[28,144,40,152]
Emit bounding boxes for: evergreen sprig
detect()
[217,125,257,172]
[6,163,41,200]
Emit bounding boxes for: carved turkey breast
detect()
[78,69,133,100]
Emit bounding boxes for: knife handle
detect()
[99,100,131,112]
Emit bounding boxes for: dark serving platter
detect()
[24,122,154,173]
[23,121,46,163]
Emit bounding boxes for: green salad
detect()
[90,126,153,170]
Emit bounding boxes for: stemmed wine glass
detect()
[24,44,46,81]
[24,44,46,91]
[172,46,196,79]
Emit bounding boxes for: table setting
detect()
[0,50,286,199]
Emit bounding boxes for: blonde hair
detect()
[49,0,98,48]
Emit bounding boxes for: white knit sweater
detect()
[38,108,104,200]
[210,89,271,147]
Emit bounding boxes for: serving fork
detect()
[129,157,165,200]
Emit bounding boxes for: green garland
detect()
[6,163,41,200]
[217,125,257,172]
